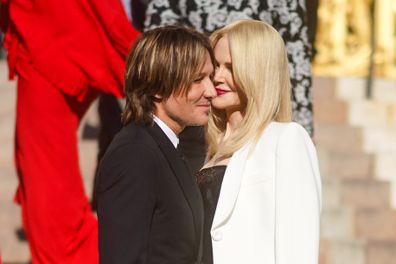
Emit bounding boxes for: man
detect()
[97,26,216,263]
[1,0,139,262]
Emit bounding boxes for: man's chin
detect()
[186,119,209,127]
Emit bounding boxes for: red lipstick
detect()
[215,88,229,96]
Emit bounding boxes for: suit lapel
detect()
[146,124,204,246]
[211,143,250,230]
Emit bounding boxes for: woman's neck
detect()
[224,110,243,141]
[203,110,243,169]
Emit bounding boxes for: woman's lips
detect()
[215,87,229,96]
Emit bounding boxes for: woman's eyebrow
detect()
[214,60,232,68]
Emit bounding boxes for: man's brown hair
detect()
[122,26,215,126]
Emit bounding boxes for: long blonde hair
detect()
[207,19,292,159]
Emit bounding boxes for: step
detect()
[321,178,391,209]
[371,78,396,103]
[0,79,16,91]
[322,178,341,209]
[321,238,396,264]
[319,239,326,264]
[322,207,396,242]
[0,142,14,169]
[335,77,367,101]
[373,152,396,208]
[321,207,354,240]
[320,239,365,264]
[318,149,373,180]
[312,77,349,125]
[312,76,338,101]
[314,100,348,125]
[0,91,16,117]
[78,139,98,196]
[362,127,396,153]
[0,203,30,263]
[355,209,396,240]
[374,151,396,181]
[366,240,396,264]
[335,77,396,103]
[340,179,391,209]
[315,124,363,152]
[349,100,396,128]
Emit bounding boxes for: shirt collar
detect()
[153,115,179,148]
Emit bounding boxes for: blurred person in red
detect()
[0,0,139,262]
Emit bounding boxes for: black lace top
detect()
[196,166,227,264]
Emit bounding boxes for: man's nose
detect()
[204,79,216,99]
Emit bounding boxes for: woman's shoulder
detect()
[265,121,316,158]
[267,121,306,132]
[258,121,313,150]
[265,121,310,139]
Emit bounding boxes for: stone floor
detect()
[0,60,99,263]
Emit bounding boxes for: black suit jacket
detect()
[97,122,204,264]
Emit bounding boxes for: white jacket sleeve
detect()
[274,123,322,263]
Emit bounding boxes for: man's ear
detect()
[153,94,163,102]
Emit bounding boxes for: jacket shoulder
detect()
[274,122,312,146]
[267,121,309,137]
[254,122,308,146]
[97,123,160,192]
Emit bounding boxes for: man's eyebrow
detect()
[201,67,214,75]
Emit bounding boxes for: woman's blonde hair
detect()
[207,19,292,159]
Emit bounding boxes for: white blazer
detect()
[211,122,322,264]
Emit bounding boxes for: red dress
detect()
[1,0,140,262]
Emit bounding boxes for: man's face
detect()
[155,52,216,134]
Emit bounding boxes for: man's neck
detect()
[154,110,184,135]
[153,115,180,148]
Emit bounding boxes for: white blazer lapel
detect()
[211,144,250,230]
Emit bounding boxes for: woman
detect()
[197,20,322,264]
[145,0,315,136]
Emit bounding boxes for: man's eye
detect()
[194,77,204,83]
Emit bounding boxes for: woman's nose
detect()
[213,67,226,84]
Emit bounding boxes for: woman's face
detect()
[211,36,241,113]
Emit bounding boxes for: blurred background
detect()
[1,0,396,263]
[312,1,396,263]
